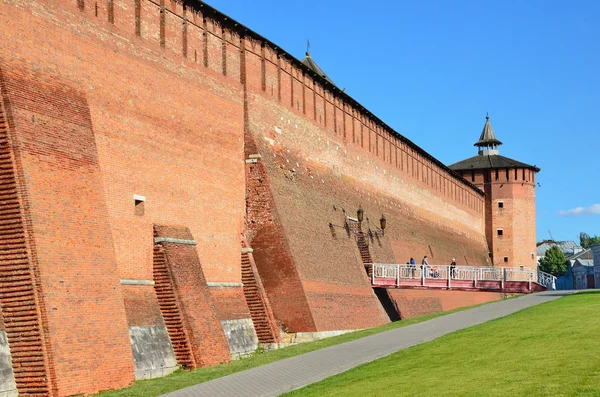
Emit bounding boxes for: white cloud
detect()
[556,203,600,217]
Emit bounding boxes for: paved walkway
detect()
[162,290,574,397]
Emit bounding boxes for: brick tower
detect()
[449,115,540,269]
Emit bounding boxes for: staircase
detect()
[241,249,280,344]
[152,244,195,368]
[357,231,373,278]
[0,90,51,396]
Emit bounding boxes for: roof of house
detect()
[536,241,578,257]
[565,248,593,261]
[573,259,594,273]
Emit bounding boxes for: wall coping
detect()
[206,282,243,288]
[154,237,197,246]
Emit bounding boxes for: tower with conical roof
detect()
[449,115,540,269]
[301,50,336,87]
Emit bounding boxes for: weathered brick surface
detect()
[245,157,317,332]
[245,100,490,331]
[241,246,281,343]
[0,0,526,394]
[0,59,135,396]
[0,1,244,393]
[209,287,251,321]
[154,226,231,367]
[0,76,54,396]
[459,169,537,268]
[122,285,164,327]
[387,289,505,319]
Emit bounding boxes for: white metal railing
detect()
[371,264,557,290]
[537,270,556,290]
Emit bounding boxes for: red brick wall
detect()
[0,0,504,393]
[154,226,231,367]
[244,89,490,331]
[0,60,134,395]
[245,158,317,332]
[466,168,537,268]
[386,289,505,319]
[160,243,231,366]
[209,287,252,321]
[122,286,164,326]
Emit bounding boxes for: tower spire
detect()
[474,113,502,155]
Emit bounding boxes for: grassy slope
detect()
[285,291,600,397]
[95,303,497,397]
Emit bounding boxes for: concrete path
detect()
[162,290,574,397]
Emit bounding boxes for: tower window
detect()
[495,169,499,181]
[497,229,503,236]
[504,257,509,263]
[498,202,504,209]
[471,170,475,182]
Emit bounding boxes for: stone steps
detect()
[241,250,279,344]
[153,244,195,369]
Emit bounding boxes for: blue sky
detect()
[206,0,600,243]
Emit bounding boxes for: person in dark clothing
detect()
[450,258,457,278]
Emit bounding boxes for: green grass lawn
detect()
[95,302,498,397]
[284,291,600,397]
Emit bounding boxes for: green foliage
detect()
[579,232,600,249]
[285,291,600,397]
[538,245,567,276]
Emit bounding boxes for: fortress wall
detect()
[0,0,246,282]
[0,59,135,395]
[245,99,490,331]
[386,289,506,319]
[122,284,178,380]
[0,0,247,394]
[0,0,494,393]
[237,2,488,331]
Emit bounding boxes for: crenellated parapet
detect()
[64,0,484,215]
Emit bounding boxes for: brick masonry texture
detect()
[0,0,537,395]
[459,169,537,268]
[386,289,506,319]
[154,226,231,367]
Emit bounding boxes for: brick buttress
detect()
[241,242,280,344]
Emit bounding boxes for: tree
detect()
[579,232,600,249]
[538,245,567,276]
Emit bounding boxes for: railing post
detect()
[421,267,425,286]
[473,268,477,289]
[501,267,505,290]
[396,264,400,287]
[528,270,531,291]
[447,265,451,288]
[371,264,375,285]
